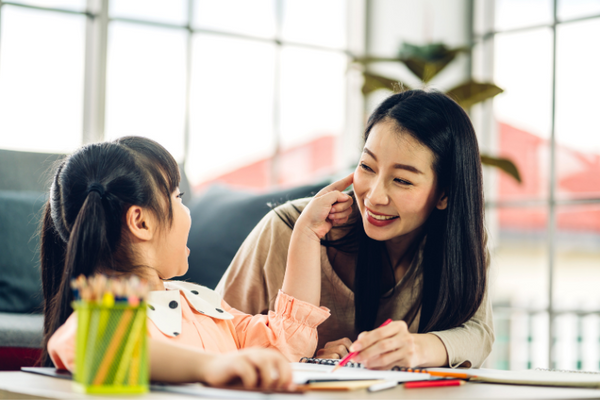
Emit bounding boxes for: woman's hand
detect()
[200,348,295,391]
[349,321,448,370]
[296,173,354,241]
[315,338,353,359]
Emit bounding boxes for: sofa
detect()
[0,148,325,370]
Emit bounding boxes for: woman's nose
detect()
[366,178,389,206]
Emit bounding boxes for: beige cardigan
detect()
[216,198,494,368]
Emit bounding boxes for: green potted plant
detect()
[354,42,521,183]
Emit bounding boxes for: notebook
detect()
[293,359,435,384]
[425,367,600,388]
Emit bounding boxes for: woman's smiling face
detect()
[354,118,447,243]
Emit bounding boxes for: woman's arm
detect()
[348,288,494,369]
[282,174,354,306]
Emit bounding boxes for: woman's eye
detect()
[359,163,373,172]
[394,178,412,186]
[177,192,185,199]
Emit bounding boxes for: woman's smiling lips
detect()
[365,207,399,227]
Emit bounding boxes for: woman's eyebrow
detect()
[363,147,423,174]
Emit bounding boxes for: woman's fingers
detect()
[316,338,353,359]
[349,321,418,369]
[352,321,408,351]
[351,321,409,357]
[366,347,414,370]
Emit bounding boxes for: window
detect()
[0,0,356,191]
[474,0,600,370]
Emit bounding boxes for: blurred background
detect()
[0,0,599,371]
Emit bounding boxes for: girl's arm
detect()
[281,174,354,306]
[149,338,294,390]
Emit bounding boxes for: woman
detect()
[216,89,494,369]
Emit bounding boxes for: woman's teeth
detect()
[367,210,397,220]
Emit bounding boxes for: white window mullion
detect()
[82,0,108,144]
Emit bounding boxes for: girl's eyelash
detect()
[177,192,185,198]
[359,162,372,171]
[394,179,412,185]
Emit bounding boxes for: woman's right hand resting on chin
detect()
[150,338,295,391]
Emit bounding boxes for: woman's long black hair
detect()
[276,89,486,334]
[40,136,180,366]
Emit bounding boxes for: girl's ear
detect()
[436,191,448,210]
[125,205,155,241]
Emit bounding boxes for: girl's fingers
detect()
[329,207,353,221]
[254,357,277,390]
[318,173,354,196]
[329,197,354,213]
[235,360,258,389]
[329,173,354,192]
[273,356,294,390]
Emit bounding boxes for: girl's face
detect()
[154,189,192,279]
[353,119,447,244]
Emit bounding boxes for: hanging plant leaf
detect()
[353,56,404,64]
[446,80,504,109]
[480,154,522,183]
[361,72,410,95]
[398,43,468,82]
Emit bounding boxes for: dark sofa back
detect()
[182,182,325,289]
[0,191,46,313]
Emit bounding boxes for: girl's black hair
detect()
[40,136,180,366]
[275,89,487,334]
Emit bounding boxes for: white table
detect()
[2,371,600,400]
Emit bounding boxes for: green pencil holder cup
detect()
[72,301,149,394]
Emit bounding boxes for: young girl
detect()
[42,136,353,390]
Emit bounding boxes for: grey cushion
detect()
[182,183,326,289]
[0,191,46,314]
[0,312,43,348]
[0,149,63,192]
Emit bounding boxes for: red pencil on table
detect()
[404,379,465,389]
[331,318,393,373]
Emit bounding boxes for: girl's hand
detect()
[200,348,294,391]
[296,173,354,240]
[315,338,353,359]
[349,321,418,370]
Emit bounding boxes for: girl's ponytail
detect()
[41,183,114,365]
[40,201,66,366]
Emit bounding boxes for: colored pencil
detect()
[331,318,393,373]
[404,379,465,389]
[92,309,134,385]
[113,307,145,385]
[393,367,471,380]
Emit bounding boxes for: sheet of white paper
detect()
[291,362,433,384]
[425,367,600,387]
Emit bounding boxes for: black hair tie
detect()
[86,182,106,198]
